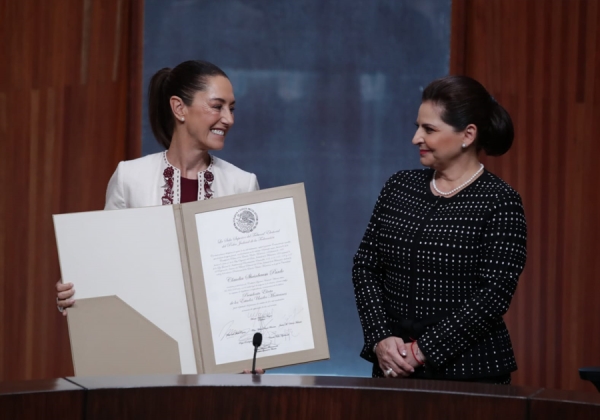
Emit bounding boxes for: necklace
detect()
[431,163,484,196]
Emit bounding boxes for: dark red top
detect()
[180,177,199,203]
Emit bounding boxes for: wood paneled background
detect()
[451,0,600,391]
[1,0,599,393]
[0,0,143,380]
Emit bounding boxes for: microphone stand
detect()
[251,345,258,375]
[251,332,262,374]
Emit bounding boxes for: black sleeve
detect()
[352,179,395,363]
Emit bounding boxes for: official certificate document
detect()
[181,183,329,373]
[196,198,314,365]
[54,183,329,376]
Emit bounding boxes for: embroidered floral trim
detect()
[162,151,215,203]
[161,166,175,205]
[204,170,214,199]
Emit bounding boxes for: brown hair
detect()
[422,75,514,156]
[148,60,228,149]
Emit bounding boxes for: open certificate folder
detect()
[53,183,329,376]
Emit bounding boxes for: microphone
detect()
[251,332,262,374]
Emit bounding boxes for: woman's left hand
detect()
[375,336,414,377]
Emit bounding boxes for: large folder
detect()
[54,183,329,376]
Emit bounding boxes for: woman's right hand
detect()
[375,336,415,378]
[56,281,75,316]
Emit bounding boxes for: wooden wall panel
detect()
[451,0,600,391]
[0,0,143,381]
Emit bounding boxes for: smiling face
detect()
[178,75,235,151]
[412,101,474,169]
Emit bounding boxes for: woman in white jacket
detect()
[57,60,259,312]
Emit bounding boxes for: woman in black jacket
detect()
[352,75,527,384]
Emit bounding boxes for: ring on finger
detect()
[56,297,64,313]
[385,367,393,376]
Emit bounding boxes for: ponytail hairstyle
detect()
[421,75,514,156]
[148,60,229,149]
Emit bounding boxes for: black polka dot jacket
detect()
[352,169,527,379]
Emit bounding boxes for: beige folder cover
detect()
[54,205,197,377]
[69,296,181,376]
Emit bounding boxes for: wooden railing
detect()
[1,375,599,419]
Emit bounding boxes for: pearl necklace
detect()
[432,164,484,196]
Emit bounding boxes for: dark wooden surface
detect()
[70,374,537,420]
[0,378,84,420]
[3,374,600,419]
[530,388,600,419]
[450,0,600,391]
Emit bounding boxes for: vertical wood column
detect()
[0,0,144,380]
[451,0,600,391]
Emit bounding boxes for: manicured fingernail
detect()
[401,350,407,356]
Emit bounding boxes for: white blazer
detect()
[105,151,259,210]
